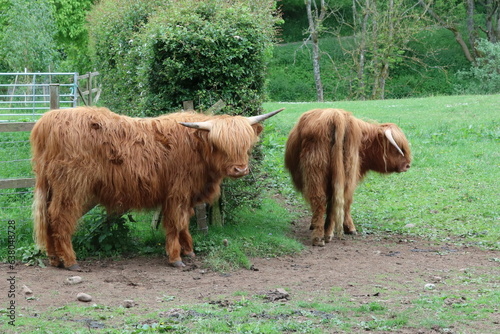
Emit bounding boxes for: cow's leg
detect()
[324,196,335,243]
[342,172,358,235]
[179,229,195,258]
[302,151,329,247]
[309,196,327,246]
[343,198,357,235]
[179,207,195,258]
[162,204,191,267]
[47,194,81,270]
[45,224,62,268]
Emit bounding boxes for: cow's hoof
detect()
[49,256,64,268]
[344,230,358,235]
[169,261,186,268]
[312,237,325,247]
[324,235,333,243]
[184,252,196,258]
[66,264,82,272]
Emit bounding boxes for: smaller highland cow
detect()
[285,108,412,246]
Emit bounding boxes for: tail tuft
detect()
[33,187,49,252]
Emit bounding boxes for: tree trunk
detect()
[356,0,370,100]
[485,0,500,43]
[306,0,325,102]
[466,0,479,59]
[378,0,394,100]
[417,0,475,62]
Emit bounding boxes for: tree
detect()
[305,0,327,102]
[0,0,59,72]
[483,0,500,43]
[88,0,281,116]
[48,0,96,72]
[416,0,475,62]
[342,0,428,99]
[417,0,500,63]
[456,38,500,93]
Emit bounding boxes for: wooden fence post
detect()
[49,84,60,110]
[183,100,194,111]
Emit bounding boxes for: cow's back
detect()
[285,109,351,192]
[31,107,173,210]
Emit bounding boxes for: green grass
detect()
[0,94,498,259]
[0,94,498,333]
[262,94,499,250]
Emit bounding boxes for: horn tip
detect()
[179,122,200,129]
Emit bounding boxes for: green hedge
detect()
[88,0,280,116]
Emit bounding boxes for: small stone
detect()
[424,283,436,290]
[65,276,83,285]
[265,288,290,302]
[77,292,92,302]
[123,300,135,308]
[21,285,33,296]
[405,224,416,228]
[222,239,228,247]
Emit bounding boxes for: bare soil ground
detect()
[3,219,499,333]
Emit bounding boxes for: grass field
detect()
[0,94,498,259]
[0,94,499,333]
[262,94,499,249]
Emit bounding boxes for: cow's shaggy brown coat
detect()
[31,106,280,269]
[285,108,412,246]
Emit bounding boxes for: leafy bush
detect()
[455,39,500,94]
[73,209,137,258]
[88,0,281,116]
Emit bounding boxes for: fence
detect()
[0,72,100,228]
[0,91,216,234]
[0,72,78,118]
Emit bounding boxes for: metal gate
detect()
[0,72,78,119]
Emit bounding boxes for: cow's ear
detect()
[252,123,264,136]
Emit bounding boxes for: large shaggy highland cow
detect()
[31,106,283,270]
[285,108,411,246]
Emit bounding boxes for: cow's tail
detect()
[33,177,50,252]
[284,124,304,193]
[329,112,346,238]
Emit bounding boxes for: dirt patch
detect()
[3,219,499,332]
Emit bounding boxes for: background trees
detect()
[0,0,95,73]
[267,0,500,101]
[0,0,498,102]
[0,0,59,72]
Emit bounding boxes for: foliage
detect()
[267,26,472,102]
[0,0,59,72]
[88,0,281,116]
[455,39,500,94]
[278,0,352,43]
[73,208,138,258]
[48,0,96,73]
[16,244,45,267]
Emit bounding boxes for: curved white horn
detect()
[247,108,285,125]
[384,129,404,156]
[179,121,213,131]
